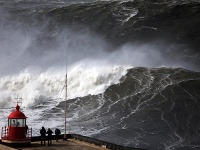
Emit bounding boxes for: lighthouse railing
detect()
[1,126,32,141]
[26,128,32,139]
[1,126,8,139]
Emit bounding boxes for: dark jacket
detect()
[40,127,46,137]
[55,128,61,136]
[47,129,53,137]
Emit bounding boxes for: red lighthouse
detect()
[1,103,32,145]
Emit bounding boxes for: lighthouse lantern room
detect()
[1,103,32,144]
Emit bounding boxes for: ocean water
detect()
[0,0,200,149]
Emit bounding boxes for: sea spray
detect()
[0,65,129,108]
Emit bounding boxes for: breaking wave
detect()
[0,65,128,108]
[0,0,200,149]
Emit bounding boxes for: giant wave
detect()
[0,0,200,149]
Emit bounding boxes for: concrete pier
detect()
[11,139,108,150]
[0,134,144,150]
[0,144,16,150]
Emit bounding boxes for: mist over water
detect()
[0,2,182,107]
[0,21,187,108]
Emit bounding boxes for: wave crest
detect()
[0,65,128,108]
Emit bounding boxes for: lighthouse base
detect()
[2,139,31,143]
[1,139,31,148]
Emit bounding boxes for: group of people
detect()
[40,127,61,146]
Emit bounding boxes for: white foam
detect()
[67,63,128,99]
[0,64,129,108]
[122,10,138,24]
[0,63,129,136]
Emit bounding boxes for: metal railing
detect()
[1,126,8,138]
[26,128,32,139]
[1,126,32,140]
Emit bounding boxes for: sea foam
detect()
[0,64,129,108]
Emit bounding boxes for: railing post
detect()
[27,128,28,138]
[6,127,8,138]
[1,127,3,138]
[31,128,32,138]
[27,128,29,138]
[4,126,6,137]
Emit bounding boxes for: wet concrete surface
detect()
[8,139,108,150]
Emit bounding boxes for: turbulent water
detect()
[0,0,200,149]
